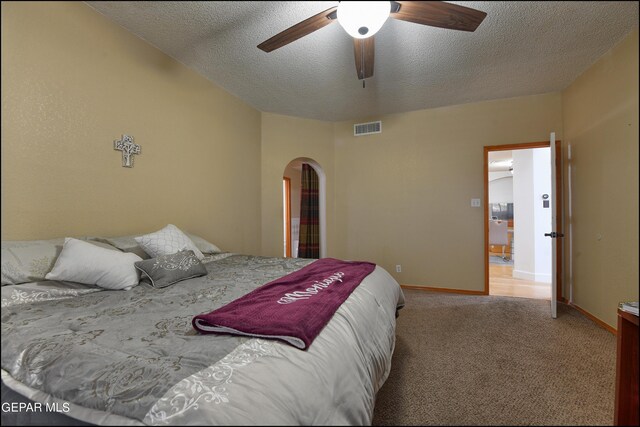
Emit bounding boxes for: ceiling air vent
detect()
[354,121,382,136]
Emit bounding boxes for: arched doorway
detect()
[283,158,326,258]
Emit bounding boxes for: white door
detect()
[548,132,558,318]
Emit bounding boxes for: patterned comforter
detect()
[1,254,404,425]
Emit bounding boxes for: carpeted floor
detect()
[372,290,616,426]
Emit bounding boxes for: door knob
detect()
[544,232,564,238]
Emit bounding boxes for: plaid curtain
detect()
[298,163,320,259]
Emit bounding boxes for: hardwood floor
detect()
[489,264,551,300]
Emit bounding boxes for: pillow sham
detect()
[45,238,142,290]
[1,238,120,286]
[88,240,123,252]
[134,224,204,260]
[135,250,207,288]
[185,233,222,254]
[91,235,151,260]
[92,232,220,258]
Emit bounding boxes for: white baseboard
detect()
[512,269,535,281]
[535,273,552,284]
[512,269,551,284]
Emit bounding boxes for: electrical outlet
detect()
[471,198,481,207]
[396,265,402,273]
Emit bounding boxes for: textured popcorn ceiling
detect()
[86,1,639,122]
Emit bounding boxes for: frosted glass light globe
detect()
[337,1,391,39]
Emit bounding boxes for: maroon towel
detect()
[192,258,376,349]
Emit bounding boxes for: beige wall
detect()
[562,30,639,328]
[333,94,563,289]
[261,113,334,257]
[3,3,635,330]
[1,2,262,254]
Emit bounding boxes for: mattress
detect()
[1,254,404,425]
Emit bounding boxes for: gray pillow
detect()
[134,250,207,288]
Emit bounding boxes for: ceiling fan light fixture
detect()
[337,1,390,39]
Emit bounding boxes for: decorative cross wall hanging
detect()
[114,134,141,168]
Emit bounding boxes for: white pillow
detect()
[45,238,142,290]
[134,224,204,260]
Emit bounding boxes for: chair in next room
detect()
[489,220,509,261]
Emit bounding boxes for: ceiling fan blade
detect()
[354,37,375,80]
[390,1,487,32]
[257,6,338,52]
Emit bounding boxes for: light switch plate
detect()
[471,198,481,207]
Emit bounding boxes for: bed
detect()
[1,234,404,426]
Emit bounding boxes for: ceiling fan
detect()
[257,1,487,83]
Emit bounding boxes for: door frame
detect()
[283,177,291,257]
[282,158,327,259]
[483,140,563,300]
